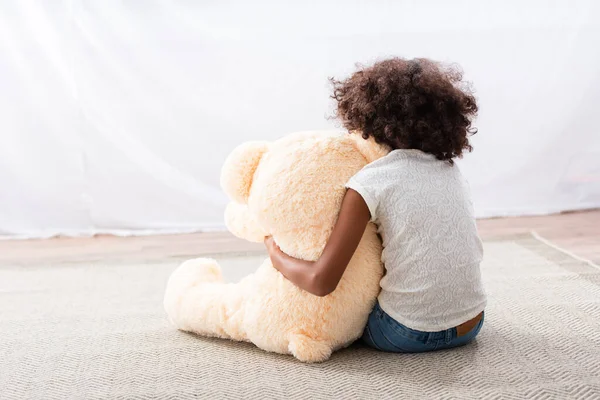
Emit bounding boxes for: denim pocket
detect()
[380,329,413,353]
[385,314,429,343]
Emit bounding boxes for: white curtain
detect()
[1,0,599,238]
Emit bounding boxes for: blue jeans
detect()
[362,302,484,353]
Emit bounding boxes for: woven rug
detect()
[1,235,600,399]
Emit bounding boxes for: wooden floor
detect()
[1,210,598,266]
[476,209,600,263]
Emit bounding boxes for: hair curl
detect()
[331,58,478,163]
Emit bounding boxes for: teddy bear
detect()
[164,131,388,362]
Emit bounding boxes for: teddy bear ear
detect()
[220,141,270,204]
[348,133,391,163]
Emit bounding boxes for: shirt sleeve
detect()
[345,169,379,222]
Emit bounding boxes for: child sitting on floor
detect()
[264,57,486,353]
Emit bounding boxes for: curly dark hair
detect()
[331,57,478,163]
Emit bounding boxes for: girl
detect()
[264,57,486,353]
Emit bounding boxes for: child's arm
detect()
[264,188,371,297]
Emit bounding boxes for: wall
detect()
[1,0,599,238]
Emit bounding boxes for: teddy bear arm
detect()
[224,202,267,243]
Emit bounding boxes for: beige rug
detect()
[1,235,600,399]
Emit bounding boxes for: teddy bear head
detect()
[220,131,388,260]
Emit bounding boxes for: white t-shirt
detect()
[346,149,486,332]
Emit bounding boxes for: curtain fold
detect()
[1,0,599,238]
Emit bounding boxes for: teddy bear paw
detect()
[288,333,333,363]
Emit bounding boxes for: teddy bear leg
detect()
[164,258,223,315]
[288,333,333,363]
[164,258,247,341]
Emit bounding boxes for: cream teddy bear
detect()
[164,131,387,362]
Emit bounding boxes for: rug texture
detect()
[1,235,600,399]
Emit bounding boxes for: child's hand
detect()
[264,236,285,272]
[264,236,280,256]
